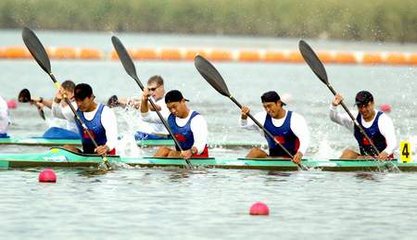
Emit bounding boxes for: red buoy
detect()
[379,104,392,113]
[249,202,270,216]
[38,168,57,183]
[7,99,17,109]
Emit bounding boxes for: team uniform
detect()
[141,109,209,157]
[0,96,10,138]
[52,101,118,154]
[43,101,80,139]
[329,105,397,156]
[240,110,309,157]
[135,96,170,140]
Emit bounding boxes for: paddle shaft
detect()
[326,84,381,156]
[111,36,191,167]
[137,84,193,167]
[139,86,184,152]
[232,96,309,170]
[230,96,295,158]
[29,100,46,120]
[49,73,106,152]
[22,27,110,168]
[193,55,305,170]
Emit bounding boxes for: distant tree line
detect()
[1,0,416,43]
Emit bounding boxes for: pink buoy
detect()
[38,168,57,183]
[249,202,270,216]
[7,99,17,109]
[379,104,392,113]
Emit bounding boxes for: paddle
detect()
[21,27,111,169]
[111,35,192,169]
[18,88,46,120]
[107,95,120,108]
[194,55,307,170]
[298,40,398,169]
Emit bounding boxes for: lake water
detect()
[1,29,417,239]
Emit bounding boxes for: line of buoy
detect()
[1,46,416,65]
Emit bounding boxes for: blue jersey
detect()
[354,111,386,156]
[264,111,299,157]
[168,111,199,151]
[75,104,107,154]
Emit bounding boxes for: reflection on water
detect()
[354,172,380,181]
[1,166,417,239]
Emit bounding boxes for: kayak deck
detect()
[0,137,263,148]
[0,147,415,171]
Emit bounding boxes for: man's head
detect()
[62,80,75,99]
[165,90,189,118]
[147,75,165,100]
[355,90,375,119]
[74,83,95,111]
[261,91,286,118]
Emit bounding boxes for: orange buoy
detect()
[133,48,158,60]
[80,48,102,59]
[264,51,286,62]
[0,48,5,58]
[408,54,417,65]
[238,50,261,62]
[334,52,356,64]
[317,51,334,63]
[110,49,119,60]
[362,52,383,65]
[209,49,232,61]
[110,49,137,60]
[4,46,31,59]
[287,51,304,63]
[160,48,182,60]
[185,49,207,60]
[385,52,407,65]
[53,47,77,59]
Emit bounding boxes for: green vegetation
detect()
[1,0,416,42]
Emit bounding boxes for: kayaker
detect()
[19,80,80,139]
[108,75,170,140]
[240,91,309,164]
[141,90,208,159]
[53,83,118,155]
[0,95,11,138]
[330,90,397,160]
[42,80,80,139]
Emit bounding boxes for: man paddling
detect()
[240,91,309,164]
[19,80,80,139]
[0,95,10,138]
[44,80,80,139]
[52,83,118,155]
[108,75,170,140]
[141,90,208,159]
[330,90,397,160]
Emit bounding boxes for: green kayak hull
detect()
[0,147,414,171]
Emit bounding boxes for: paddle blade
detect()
[22,27,52,74]
[194,55,231,97]
[38,107,46,120]
[18,88,31,103]
[107,95,119,108]
[111,36,144,90]
[298,40,329,85]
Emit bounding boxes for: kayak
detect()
[0,137,262,148]
[0,147,413,171]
